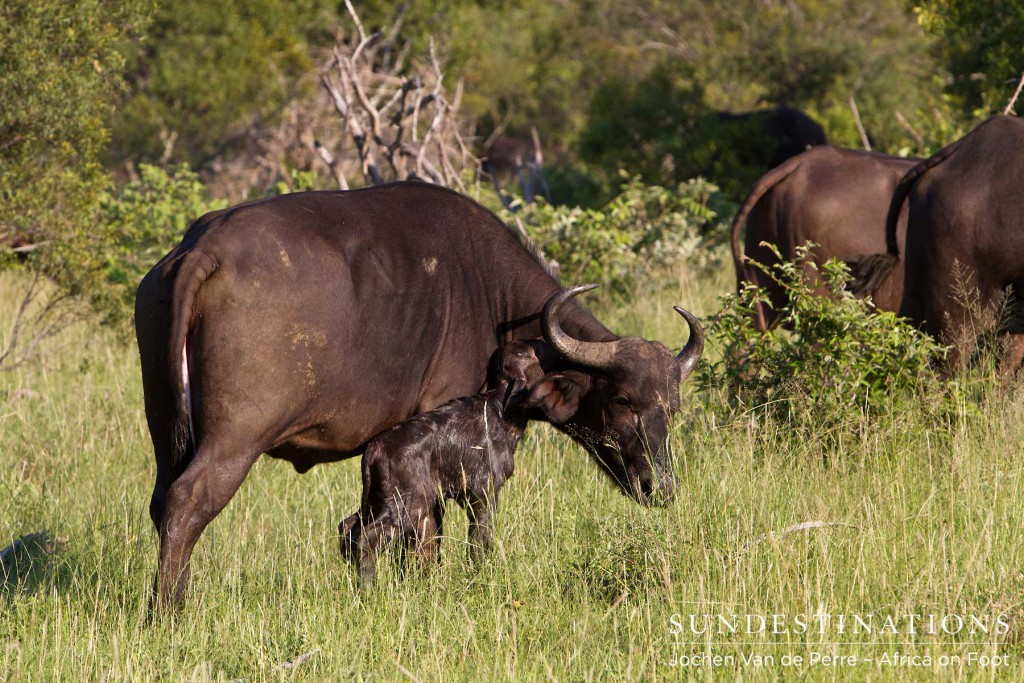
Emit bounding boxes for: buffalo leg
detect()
[999,333,1024,379]
[338,512,362,563]
[357,517,399,586]
[155,443,257,608]
[467,493,496,563]
[148,444,178,532]
[407,504,443,571]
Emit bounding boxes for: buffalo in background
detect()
[717,106,828,174]
[579,97,828,205]
[731,145,919,330]
[851,116,1024,373]
[481,130,551,207]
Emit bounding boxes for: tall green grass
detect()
[2,264,1024,681]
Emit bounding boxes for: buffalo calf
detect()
[339,341,544,584]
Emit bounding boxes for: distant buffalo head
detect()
[525,285,704,506]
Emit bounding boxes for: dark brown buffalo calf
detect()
[339,341,544,584]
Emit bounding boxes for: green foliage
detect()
[271,168,319,196]
[441,0,649,145]
[570,0,947,197]
[542,160,614,210]
[716,0,940,150]
[0,0,146,254]
[108,0,323,167]
[701,244,945,421]
[511,176,722,292]
[578,63,715,194]
[916,0,1024,114]
[94,165,224,328]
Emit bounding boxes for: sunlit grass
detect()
[3,264,1024,681]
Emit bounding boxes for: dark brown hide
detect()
[718,107,828,169]
[481,135,550,204]
[730,145,919,330]
[482,136,537,177]
[339,341,543,584]
[135,182,703,606]
[879,117,1024,372]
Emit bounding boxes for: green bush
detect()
[95,164,224,329]
[0,0,146,259]
[109,0,320,167]
[509,175,724,292]
[700,244,945,421]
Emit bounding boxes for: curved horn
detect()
[542,284,621,368]
[672,306,705,380]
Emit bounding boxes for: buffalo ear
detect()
[500,374,530,411]
[523,371,590,424]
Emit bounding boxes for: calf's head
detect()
[493,340,546,410]
[524,285,704,506]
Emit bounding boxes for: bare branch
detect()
[0,273,82,372]
[481,109,514,150]
[11,242,48,254]
[736,521,858,560]
[1004,72,1024,116]
[342,0,366,44]
[310,5,478,191]
[894,110,925,148]
[848,96,871,151]
[312,140,349,190]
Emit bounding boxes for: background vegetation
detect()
[2,0,1024,679]
[3,0,1021,324]
[4,0,1020,332]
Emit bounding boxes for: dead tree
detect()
[482,128,551,208]
[311,1,479,192]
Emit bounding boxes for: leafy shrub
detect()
[95,164,225,329]
[509,175,724,292]
[1,0,146,267]
[701,244,945,421]
[578,63,714,190]
[542,160,613,209]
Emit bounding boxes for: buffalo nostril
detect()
[638,472,675,507]
[657,477,676,505]
[637,476,656,505]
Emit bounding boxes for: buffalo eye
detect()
[611,395,630,407]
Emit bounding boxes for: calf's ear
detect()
[523,371,590,424]
[501,374,530,410]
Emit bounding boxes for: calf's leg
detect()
[408,503,444,569]
[467,492,497,563]
[356,515,400,586]
[338,512,362,563]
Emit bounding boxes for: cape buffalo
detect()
[718,107,828,171]
[481,131,550,205]
[850,116,1024,373]
[135,182,704,606]
[340,340,544,584]
[731,145,919,330]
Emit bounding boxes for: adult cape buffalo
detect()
[135,181,704,606]
[730,145,919,330]
[718,107,828,171]
[850,116,1024,372]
